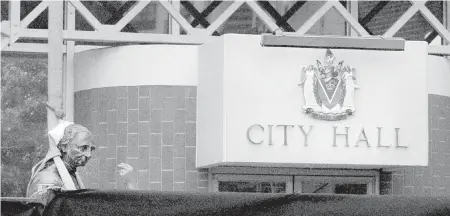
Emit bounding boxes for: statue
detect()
[26,104,136,205]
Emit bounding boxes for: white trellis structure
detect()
[2,0,450,53]
[1,0,450,127]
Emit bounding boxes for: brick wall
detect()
[380,94,450,196]
[74,86,208,192]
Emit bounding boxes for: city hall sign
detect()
[245,49,400,148]
[246,50,407,149]
[197,35,428,167]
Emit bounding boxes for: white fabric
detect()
[48,120,74,146]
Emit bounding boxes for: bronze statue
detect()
[27,104,136,204]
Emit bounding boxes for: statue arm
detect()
[125,181,138,190]
[118,163,138,190]
[299,67,306,85]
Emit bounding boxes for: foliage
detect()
[1,56,48,197]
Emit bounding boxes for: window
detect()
[212,169,379,195]
[213,175,293,193]
[294,176,376,194]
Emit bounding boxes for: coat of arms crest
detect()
[299,49,358,121]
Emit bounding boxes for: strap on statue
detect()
[51,137,77,190]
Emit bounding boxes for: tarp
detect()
[1,199,44,216]
[38,189,450,216]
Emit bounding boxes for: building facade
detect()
[2,0,450,197]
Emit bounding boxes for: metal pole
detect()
[170,0,181,35]
[444,0,450,45]
[348,0,359,36]
[48,1,64,130]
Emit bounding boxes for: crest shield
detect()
[299,49,358,121]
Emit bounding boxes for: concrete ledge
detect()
[261,34,405,51]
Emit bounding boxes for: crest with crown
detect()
[299,49,359,121]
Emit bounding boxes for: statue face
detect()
[64,132,95,168]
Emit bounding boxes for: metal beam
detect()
[258,1,293,32]
[428,45,450,55]
[113,1,151,32]
[282,1,307,25]
[1,20,11,37]
[159,0,196,35]
[69,0,104,31]
[359,1,389,26]
[296,1,333,34]
[1,37,11,50]
[20,29,49,39]
[205,0,244,35]
[419,3,450,44]
[245,1,278,32]
[181,1,220,35]
[358,1,389,36]
[383,3,421,37]
[21,1,50,29]
[101,1,138,32]
[331,1,369,36]
[2,43,66,53]
[63,30,209,44]
[425,31,439,44]
[4,0,21,49]
[191,1,222,27]
[18,28,207,44]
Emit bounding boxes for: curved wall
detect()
[74,45,198,91]
[74,45,204,192]
[427,55,450,97]
[74,44,450,195]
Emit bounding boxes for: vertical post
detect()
[347,0,358,36]
[64,1,76,122]
[444,0,450,45]
[374,171,380,195]
[208,168,213,192]
[9,0,20,46]
[48,1,64,130]
[170,0,181,35]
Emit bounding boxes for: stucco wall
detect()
[380,54,450,196]
[74,44,450,194]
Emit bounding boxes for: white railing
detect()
[1,0,450,55]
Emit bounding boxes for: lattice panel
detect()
[1,0,450,55]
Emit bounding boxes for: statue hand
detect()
[118,163,134,183]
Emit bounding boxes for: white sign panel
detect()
[197,35,428,168]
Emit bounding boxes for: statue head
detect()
[57,124,95,170]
